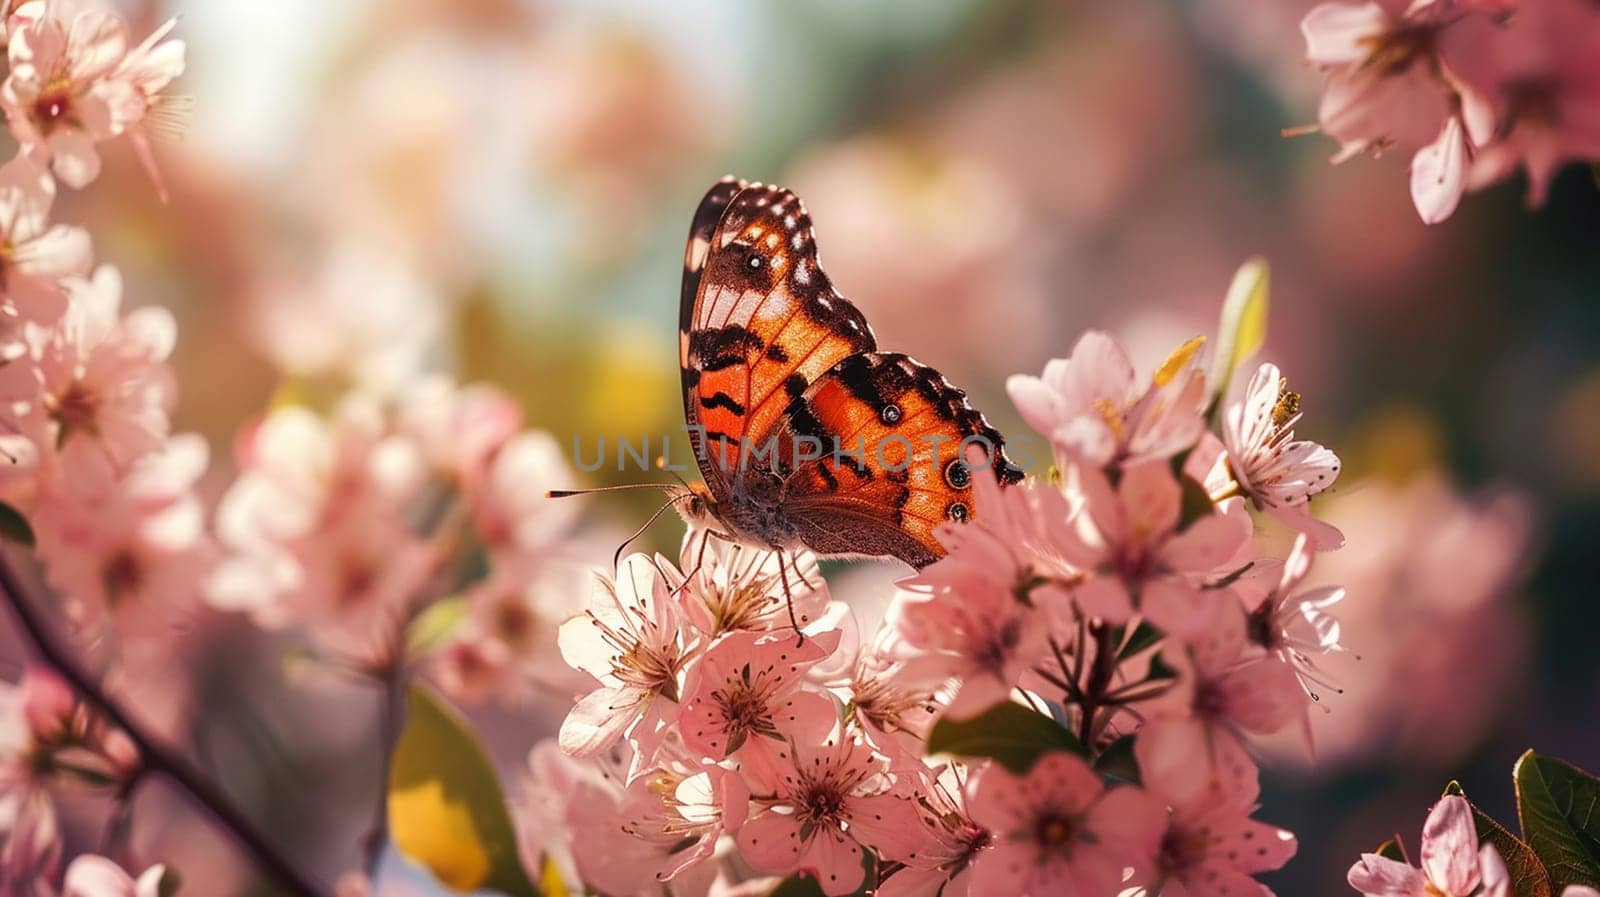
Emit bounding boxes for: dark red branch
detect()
[0,549,329,897]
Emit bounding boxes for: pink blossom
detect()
[1299,0,1494,221]
[1143,746,1297,896]
[395,376,521,491]
[1562,889,1600,897]
[521,740,746,897]
[558,554,694,768]
[0,156,89,329]
[0,788,59,897]
[1136,607,1307,804]
[889,468,1079,717]
[1,668,136,876]
[1347,795,1505,897]
[430,555,590,706]
[667,536,832,638]
[840,647,944,769]
[1064,460,1254,638]
[1223,362,1343,547]
[888,561,1054,719]
[737,731,925,896]
[26,265,176,480]
[2,2,185,191]
[679,628,841,776]
[877,771,992,897]
[60,855,165,897]
[1006,331,1207,469]
[1443,0,1600,205]
[964,752,1164,897]
[1236,533,1349,701]
[1301,1,1456,160]
[467,430,579,560]
[207,399,428,630]
[32,432,213,637]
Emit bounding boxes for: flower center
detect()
[1160,826,1210,872]
[1359,25,1437,77]
[719,682,771,735]
[32,77,76,133]
[799,781,846,826]
[972,617,1023,673]
[1092,396,1126,442]
[1248,598,1281,650]
[1034,812,1078,853]
[49,381,100,439]
[1506,78,1561,129]
[614,642,681,701]
[102,550,144,602]
[493,599,536,647]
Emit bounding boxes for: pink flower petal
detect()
[797,827,867,896]
[557,686,641,758]
[62,855,138,897]
[1302,2,1390,64]
[1348,853,1427,897]
[1421,795,1480,895]
[737,808,806,874]
[1411,117,1468,225]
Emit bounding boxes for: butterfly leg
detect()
[784,549,824,593]
[672,527,732,598]
[774,547,809,643]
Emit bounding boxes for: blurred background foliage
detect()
[16,0,1598,894]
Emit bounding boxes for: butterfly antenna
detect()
[547,482,686,499]
[612,494,689,569]
[655,456,693,490]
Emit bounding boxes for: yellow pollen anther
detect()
[1272,385,1301,429]
[1092,397,1125,441]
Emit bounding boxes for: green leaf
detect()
[1443,780,1552,897]
[1177,474,1216,530]
[768,874,830,897]
[1515,751,1600,891]
[926,701,1085,773]
[405,596,468,658]
[1209,257,1270,414]
[1116,621,1163,661]
[1093,734,1141,785]
[1145,652,1179,683]
[0,501,35,548]
[388,684,538,897]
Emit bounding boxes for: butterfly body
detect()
[675,177,1022,569]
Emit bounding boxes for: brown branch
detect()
[0,549,330,897]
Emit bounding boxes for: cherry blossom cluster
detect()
[0,3,193,891]
[205,377,588,704]
[534,324,1350,896]
[1300,0,1600,223]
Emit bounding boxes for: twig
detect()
[0,549,330,897]
[362,657,409,875]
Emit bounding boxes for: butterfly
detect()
[667,176,1022,569]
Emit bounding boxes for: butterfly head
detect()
[674,481,721,530]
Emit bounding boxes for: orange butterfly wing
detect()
[679,179,875,501]
[772,353,1023,567]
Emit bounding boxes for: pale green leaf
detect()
[926,701,1084,773]
[1210,257,1270,411]
[389,685,538,897]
